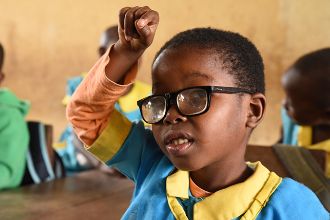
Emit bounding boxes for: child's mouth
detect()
[165,137,193,156]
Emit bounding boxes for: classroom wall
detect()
[1,0,330,145]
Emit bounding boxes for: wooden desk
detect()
[0,170,134,220]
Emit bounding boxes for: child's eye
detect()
[187,93,206,107]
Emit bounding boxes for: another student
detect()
[281,48,330,177]
[0,43,30,190]
[62,25,150,120]
[67,6,328,219]
[57,25,150,174]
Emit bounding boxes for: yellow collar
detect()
[166,162,280,220]
[297,126,330,177]
[298,126,330,152]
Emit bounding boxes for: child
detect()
[57,25,150,175]
[67,6,328,219]
[281,48,330,177]
[0,43,30,190]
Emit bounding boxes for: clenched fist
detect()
[118,6,159,52]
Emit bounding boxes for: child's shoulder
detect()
[0,88,30,116]
[258,177,328,219]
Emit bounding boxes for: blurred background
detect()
[0,0,329,145]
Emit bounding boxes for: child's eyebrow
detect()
[188,71,215,82]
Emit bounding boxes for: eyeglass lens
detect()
[141,88,209,123]
[177,88,208,115]
[141,96,167,123]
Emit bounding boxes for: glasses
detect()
[137,86,254,124]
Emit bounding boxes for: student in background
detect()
[62,25,150,121]
[0,43,30,190]
[67,6,327,219]
[281,48,330,177]
[56,25,150,175]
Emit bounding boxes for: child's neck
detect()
[189,160,253,193]
[312,125,330,144]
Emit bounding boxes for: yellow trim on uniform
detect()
[87,109,132,162]
[297,126,312,146]
[167,196,189,220]
[166,170,189,220]
[117,80,151,113]
[53,141,67,150]
[167,170,189,198]
[297,126,330,177]
[62,95,71,106]
[241,172,282,220]
[166,162,282,220]
[80,72,88,78]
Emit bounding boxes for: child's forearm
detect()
[67,6,159,146]
[66,47,137,146]
[105,42,143,84]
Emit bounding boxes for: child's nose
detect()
[163,105,187,125]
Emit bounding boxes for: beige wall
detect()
[1,0,330,144]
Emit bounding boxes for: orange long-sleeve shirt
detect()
[66,46,137,146]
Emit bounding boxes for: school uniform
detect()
[67,49,329,219]
[86,110,327,219]
[281,108,330,177]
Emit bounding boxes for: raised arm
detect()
[66,6,159,146]
[106,6,159,83]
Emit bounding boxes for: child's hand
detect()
[104,6,158,83]
[118,6,159,52]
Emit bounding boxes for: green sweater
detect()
[0,88,30,190]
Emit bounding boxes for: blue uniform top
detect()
[87,110,329,220]
[281,108,300,145]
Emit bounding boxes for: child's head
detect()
[98,25,119,57]
[282,48,330,126]
[0,43,4,84]
[138,28,266,171]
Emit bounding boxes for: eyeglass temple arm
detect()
[212,86,254,94]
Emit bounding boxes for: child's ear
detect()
[246,93,266,128]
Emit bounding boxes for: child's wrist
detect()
[114,41,144,60]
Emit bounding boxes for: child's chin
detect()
[171,160,200,172]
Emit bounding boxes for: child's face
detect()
[282,68,330,126]
[150,47,253,171]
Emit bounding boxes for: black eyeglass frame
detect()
[137,86,255,124]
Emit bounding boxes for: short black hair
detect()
[291,48,330,107]
[154,28,265,94]
[292,48,330,76]
[0,43,4,70]
[101,25,119,47]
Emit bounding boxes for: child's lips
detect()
[164,132,194,156]
[166,140,193,156]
